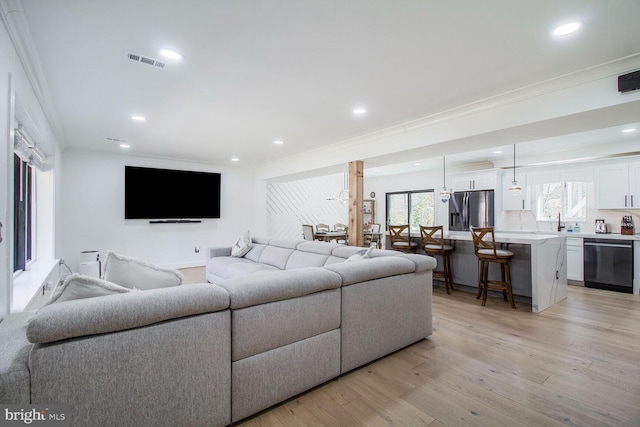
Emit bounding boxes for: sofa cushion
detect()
[46,274,133,305]
[27,283,230,344]
[258,246,295,270]
[231,288,341,361]
[285,250,330,269]
[207,256,279,280]
[103,251,183,290]
[243,244,267,263]
[231,230,253,257]
[217,267,342,309]
[324,256,416,286]
[295,241,341,255]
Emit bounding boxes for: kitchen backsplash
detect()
[500,209,639,234]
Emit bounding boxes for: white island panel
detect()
[446,232,567,313]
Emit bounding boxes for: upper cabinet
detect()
[450,171,498,192]
[595,162,640,209]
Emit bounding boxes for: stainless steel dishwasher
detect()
[583,238,634,293]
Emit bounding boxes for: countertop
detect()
[446,230,640,243]
[506,230,639,241]
[446,232,563,245]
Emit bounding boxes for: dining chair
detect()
[333,223,348,244]
[364,223,382,248]
[363,224,374,247]
[420,225,454,294]
[316,223,330,233]
[470,226,516,309]
[388,224,419,253]
[302,224,316,241]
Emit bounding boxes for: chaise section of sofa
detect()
[216,267,343,423]
[25,283,232,427]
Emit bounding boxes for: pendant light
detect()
[326,172,349,205]
[439,156,451,203]
[508,144,522,195]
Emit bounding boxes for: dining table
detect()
[314,231,348,243]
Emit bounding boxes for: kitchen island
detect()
[444,232,567,313]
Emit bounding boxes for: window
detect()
[13,154,34,272]
[386,190,435,232]
[535,181,587,221]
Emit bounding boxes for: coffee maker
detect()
[595,219,610,234]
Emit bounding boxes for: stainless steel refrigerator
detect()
[449,190,495,231]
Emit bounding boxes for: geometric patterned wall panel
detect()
[266,173,348,239]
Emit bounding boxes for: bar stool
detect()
[388,224,419,253]
[420,225,454,294]
[470,226,516,309]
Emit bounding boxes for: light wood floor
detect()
[180,268,640,426]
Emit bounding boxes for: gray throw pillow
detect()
[46,274,132,305]
[102,251,183,290]
[231,230,253,257]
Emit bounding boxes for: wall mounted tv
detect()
[125,166,221,220]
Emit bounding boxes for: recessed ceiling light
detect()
[553,21,581,36]
[131,115,146,121]
[274,140,284,145]
[493,150,503,154]
[622,128,637,133]
[119,143,131,149]
[231,157,239,162]
[160,49,183,61]
[353,108,367,115]
[414,163,421,166]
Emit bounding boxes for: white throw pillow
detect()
[231,230,253,257]
[102,251,184,290]
[347,246,375,261]
[46,274,132,305]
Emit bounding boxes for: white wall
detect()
[59,150,256,270]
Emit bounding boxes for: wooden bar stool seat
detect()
[388,224,419,253]
[470,226,516,309]
[420,225,454,294]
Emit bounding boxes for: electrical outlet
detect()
[194,246,200,253]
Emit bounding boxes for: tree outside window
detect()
[536,182,587,221]
[386,190,435,232]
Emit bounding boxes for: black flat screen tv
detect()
[125,166,221,219]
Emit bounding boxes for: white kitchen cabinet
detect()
[595,162,640,209]
[450,171,498,192]
[502,173,530,211]
[566,237,583,282]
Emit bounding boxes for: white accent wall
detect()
[266,173,348,239]
[59,150,256,270]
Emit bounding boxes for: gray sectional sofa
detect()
[0,237,436,427]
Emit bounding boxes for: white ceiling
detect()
[14,0,640,172]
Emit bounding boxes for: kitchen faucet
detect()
[557,213,564,232]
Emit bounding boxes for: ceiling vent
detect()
[125,51,166,69]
